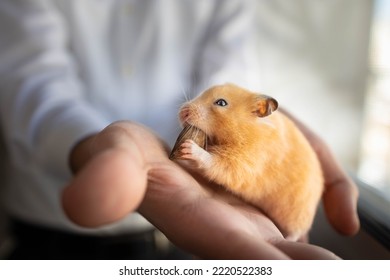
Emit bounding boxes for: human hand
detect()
[62,121,339,259]
[138,152,339,259]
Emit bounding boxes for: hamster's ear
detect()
[255,95,278,117]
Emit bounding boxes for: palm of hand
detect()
[119,123,333,259]
[64,121,353,259]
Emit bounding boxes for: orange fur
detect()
[176,84,324,240]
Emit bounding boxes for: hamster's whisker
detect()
[179,84,191,102]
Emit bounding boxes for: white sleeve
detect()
[0,1,110,178]
[193,0,262,92]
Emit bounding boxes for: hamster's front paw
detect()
[178,139,213,169]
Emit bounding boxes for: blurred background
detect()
[1,0,389,259]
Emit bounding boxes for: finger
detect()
[318,144,360,236]
[297,234,309,243]
[273,240,341,260]
[63,148,148,227]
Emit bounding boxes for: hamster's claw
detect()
[178,140,212,169]
[179,139,200,159]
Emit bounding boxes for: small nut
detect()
[169,125,207,160]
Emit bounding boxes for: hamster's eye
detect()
[214,99,228,107]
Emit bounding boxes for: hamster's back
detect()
[249,111,323,239]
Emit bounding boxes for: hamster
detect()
[172,83,324,241]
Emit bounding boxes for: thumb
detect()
[62,147,148,227]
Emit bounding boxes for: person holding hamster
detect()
[0,0,359,259]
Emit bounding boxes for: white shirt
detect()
[0,0,261,234]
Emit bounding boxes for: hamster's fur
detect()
[175,83,323,241]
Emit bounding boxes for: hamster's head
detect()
[178,83,278,144]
